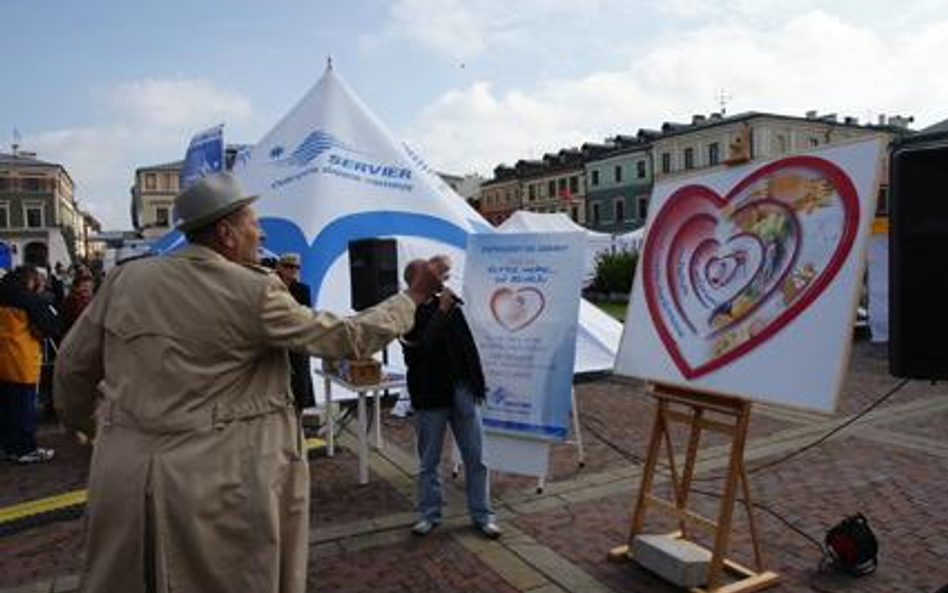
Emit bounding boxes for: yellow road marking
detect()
[0,438,327,525]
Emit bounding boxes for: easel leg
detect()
[707,400,752,590]
[630,398,668,540]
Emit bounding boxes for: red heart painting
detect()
[642,156,859,379]
[490,287,545,332]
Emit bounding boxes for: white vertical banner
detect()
[464,232,584,443]
[867,232,889,342]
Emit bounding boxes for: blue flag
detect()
[179,124,224,191]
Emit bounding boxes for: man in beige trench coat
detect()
[54,172,441,593]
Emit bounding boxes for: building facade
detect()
[520,149,587,224]
[478,165,521,226]
[131,160,182,239]
[584,136,653,233]
[0,151,101,269]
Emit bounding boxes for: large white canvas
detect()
[615,139,884,411]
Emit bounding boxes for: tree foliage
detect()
[591,250,637,295]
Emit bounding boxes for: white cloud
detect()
[407,8,948,175]
[376,0,637,60]
[103,78,252,129]
[24,78,253,228]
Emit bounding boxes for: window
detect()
[145,173,157,190]
[684,147,695,170]
[529,184,536,201]
[0,201,8,228]
[637,160,646,178]
[164,172,177,191]
[592,203,601,225]
[614,165,623,183]
[569,176,579,194]
[558,178,567,193]
[661,153,671,174]
[25,202,44,228]
[615,198,626,222]
[156,207,170,227]
[0,177,9,191]
[22,177,41,192]
[548,180,556,197]
[570,205,579,221]
[809,137,820,147]
[777,135,788,154]
[638,196,649,220]
[591,170,599,186]
[708,143,720,166]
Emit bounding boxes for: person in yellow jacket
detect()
[0,264,61,463]
[54,172,443,593]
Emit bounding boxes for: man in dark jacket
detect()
[275,252,315,413]
[401,256,501,539]
[0,265,61,463]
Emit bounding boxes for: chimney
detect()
[806,110,818,119]
[692,114,706,125]
[878,114,886,125]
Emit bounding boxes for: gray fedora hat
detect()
[175,172,259,232]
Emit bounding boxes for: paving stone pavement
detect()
[2,341,947,592]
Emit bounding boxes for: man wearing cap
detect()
[274,252,315,413]
[54,172,442,593]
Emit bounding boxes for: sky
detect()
[2,0,947,229]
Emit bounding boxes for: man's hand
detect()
[437,286,460,312]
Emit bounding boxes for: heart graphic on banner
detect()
[642,156,859,379]
[490,287,545,332]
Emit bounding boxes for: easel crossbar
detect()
[645,494,718,533]
[664,409,737,435]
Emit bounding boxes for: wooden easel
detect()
[608,382,780,593]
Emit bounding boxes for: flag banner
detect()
[465,231,584,440]
[180,124,224,192]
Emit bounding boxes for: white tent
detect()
[614,226,645,253]
[232,65,620,374]
[498,211,614,288]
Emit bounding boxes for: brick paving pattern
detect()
[1,339,947,592]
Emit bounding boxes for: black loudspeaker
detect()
[348,238,398,311]
[889,133,948,380]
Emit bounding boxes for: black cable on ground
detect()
[579,378,913,568]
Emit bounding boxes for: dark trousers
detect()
[0,381,39,456]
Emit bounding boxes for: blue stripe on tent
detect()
[259,211,470,303]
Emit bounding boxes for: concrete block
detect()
[632,534,711,588]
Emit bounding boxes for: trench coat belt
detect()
[99,396,296,435]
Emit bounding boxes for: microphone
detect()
[437,291,464,306]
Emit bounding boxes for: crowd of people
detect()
[0,260,100,464]
[2,172,505,593]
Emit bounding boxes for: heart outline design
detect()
[643,156,860,379]
[490,287,546,332]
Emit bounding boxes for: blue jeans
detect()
[414,385,493,525]
[0,382,39,456]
